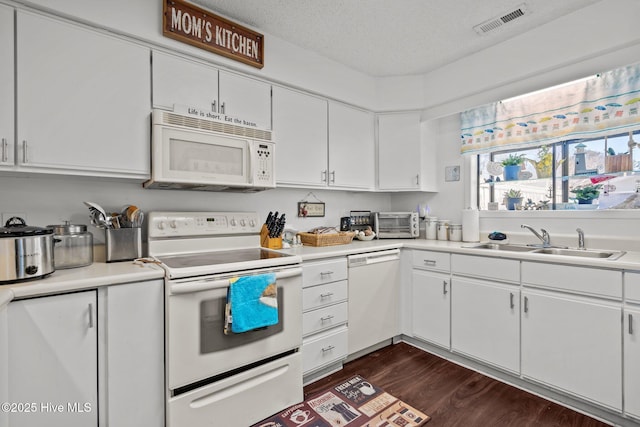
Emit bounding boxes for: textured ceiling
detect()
[191,0,600,77]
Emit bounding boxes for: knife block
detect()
[260,225,282,249]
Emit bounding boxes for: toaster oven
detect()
[373,212,419,239]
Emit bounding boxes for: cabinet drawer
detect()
[412,250,450,272]
[302,326,348,374]
[522,262,621,299]
[452,254,519,283]
[302,258,348,287]
[302,280,348,311]
[625,272,640,303]
[303,302,348,336]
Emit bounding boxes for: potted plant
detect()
[570,183,602,204]
[503,188,523,210]
[525,145,564,179]
[501,154,524,181]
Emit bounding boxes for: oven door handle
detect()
[168,267,303,295]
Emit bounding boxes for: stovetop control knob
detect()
[157,220,166,230]
[230,218,237,227]
[169,220,177,229]
[249,219,256,227]
[239,219,246,227]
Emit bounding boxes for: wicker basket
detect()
[297,231,356,247]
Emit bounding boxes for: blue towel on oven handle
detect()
[226,272,278,334]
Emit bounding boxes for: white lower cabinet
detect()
[8,291,98,427]
[301,258,348,377]
[624,306,640,420]
[521,288,622,411]
[0,298,9,427]
[451,277,520,373]
[411,269,450,348]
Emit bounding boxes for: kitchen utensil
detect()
[85,201,111,229]
[47,221,93,269]
[0,217,55,283]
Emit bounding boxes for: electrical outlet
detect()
[2,212,27,225]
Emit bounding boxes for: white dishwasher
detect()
[347,249,401,355]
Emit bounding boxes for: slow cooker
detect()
[0,217,55,284]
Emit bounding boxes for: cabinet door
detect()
[273,86,328,187]
[377,113,421,190]
[219,71,271,130]
[0,299,8,427]
[152,50,219,112]
[16,11,150,177]
[625,307,640,419]
[451,277,519,373]
[522,289,622,411]
[104,280,164,427]
[328,102,375,190]
[8,291,98,427]
[411,269,450,348]
[0,5,13,168]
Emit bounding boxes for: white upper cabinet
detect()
[16,11,150,178]
[152,51,272,130]
[0,5,13,169]
[328,102,375,190]
[152,51,219,113]
[273,86,328,187]
[377,112,422,190]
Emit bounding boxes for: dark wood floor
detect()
[304,342,609,427]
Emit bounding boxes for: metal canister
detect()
[449,224,463,242]
[48,221,93,269]
[437,220,450,241]
[425,217,438,240]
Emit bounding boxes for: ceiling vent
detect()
[473,3,529,35]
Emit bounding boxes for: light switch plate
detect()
[445,165,460,182]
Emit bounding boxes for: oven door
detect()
[166,265,302,391]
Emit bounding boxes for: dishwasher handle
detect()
[348,249,400,267]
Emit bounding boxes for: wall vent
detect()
[473,3,529,35]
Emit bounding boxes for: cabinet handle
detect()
[88,303,94,328]
[22,140,28,163]
[320,271,334,276]
[510,292,515,309]
[423,259,436,266]
[524,296,529,313]
[321,170,327,183]
[1,138,6,163]
[320,315,334,323]
[321,345,335,353]
[442,280,448,295]
[416,174,420,186]
[220,102,226,115]
[211,100,217,112]
[330,171,336,184]
[630,314,634,335]
[320,292,334,299]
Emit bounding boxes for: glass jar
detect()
[449,224,462,242]
[424,217,438,240]
[47,222,93,269]
[436,220,450,241]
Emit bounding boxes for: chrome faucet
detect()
[521,224,551,247]
[576,228,585,250]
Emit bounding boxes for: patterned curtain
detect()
[460,62,640,155]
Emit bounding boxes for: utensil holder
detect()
[105,228,142,262]
[260,225,282,249]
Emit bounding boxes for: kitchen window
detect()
[478,130,640,210]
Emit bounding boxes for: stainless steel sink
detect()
[531,247,626,260]
[467,243,536,252]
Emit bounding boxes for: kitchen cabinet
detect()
[451,277,520,373]
[272,86,328,187]
[152,50,272,130]
[520,262,622,410]
[412,269,450,348]
[0,298,8,427]
[624,306,640,420]
[8,291,98,427]
[16,11,150,178]
[377,112,422,190]
[328,102,375,190]
[0,5,13,168]
[301,258,349,380]
[103,280,164,427]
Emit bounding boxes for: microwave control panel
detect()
[252,141,275,186]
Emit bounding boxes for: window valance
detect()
[460,62,640,155]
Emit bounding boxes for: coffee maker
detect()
[340,211,372,232]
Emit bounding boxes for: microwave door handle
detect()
[247,142,254,184]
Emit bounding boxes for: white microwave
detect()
[144,109,275,192]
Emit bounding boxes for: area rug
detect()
[252,375,431,427]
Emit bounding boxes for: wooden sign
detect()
[163,0,264,69]
[298,202,325,218]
